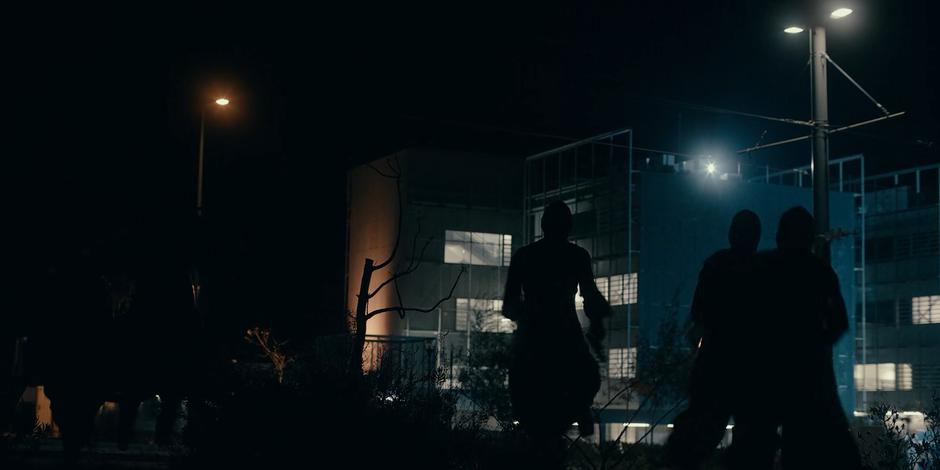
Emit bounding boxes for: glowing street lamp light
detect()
[784,26,805,34]
[830,8,853,19]
[197,97,232,216]
[705,162,717,175]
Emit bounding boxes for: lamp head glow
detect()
[706,162,717,174]
[830,8,853,19]
[215,98,230,106]
[784,26,804,34]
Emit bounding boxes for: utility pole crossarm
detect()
[824,53,891,116]
[735,111,906,154]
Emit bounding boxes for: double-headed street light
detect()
[196,97,231,217]
[783,6,854,261]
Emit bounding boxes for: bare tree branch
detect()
[368,234,433,299]
[365,157,401,179]
[600,382,661,469]
[393,269,407,318]
[563,434,597,470]
[597,377,640,413]
[244,327,290,384]
[618,398,687,470]
[373,156,403,271]
[366,163,395,179]
[401,220,427,273]
[385,156,402,176]
[366,267,465,320]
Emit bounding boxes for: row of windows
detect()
[444,230,512,267]
[449,296,636,377]
[598,273,638,306]
[449,274,641,333]
[575,273,639,310]
[866,232,940,262]
[432,277,640,336]
[859,295,940,326]
[854,363,913,391]
[454,298,516,334]
[912,295,940,325]
[608,347,637,379]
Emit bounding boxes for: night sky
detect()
[7,0,938,338]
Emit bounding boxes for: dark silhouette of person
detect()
[663,209,765,470]
[110,217,204,449]
[1,243,32,434]
[758,207,860,469]
[38,235,112,462]
[502,200,611,465]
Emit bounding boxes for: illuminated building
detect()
[346,133,938,441]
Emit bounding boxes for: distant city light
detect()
[706,162,717,174]
[830,8,853,19]
[215,97,230,106]
[784,26,804,34]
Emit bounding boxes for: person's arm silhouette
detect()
[578,249,609,321]
[577,248,610,361]
[687,261,716,349]
[502,247,524,322]
[821,265,848,345]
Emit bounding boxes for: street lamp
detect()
[196,97,231,216]
[191,96,231,321]
[830,8,853,19]
[784,6,853,261]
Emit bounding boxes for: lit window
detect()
[608,347,637,379]
[854,363,914,391]
[444,230,512,266]
[898,364,913,391]
[455,298,515,333]
[596,273,638,306]
[912,295,940,324]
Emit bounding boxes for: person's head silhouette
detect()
[728,209,761,253]
[541,201,572,240]
[776,206,815,252]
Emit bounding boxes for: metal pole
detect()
[811,25,830,261]
[626,130,633,362]
[196,108,206,216]
[860,157,867,411]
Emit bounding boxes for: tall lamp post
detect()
[785,7,854,261]
[196,97,231,217]
[192,97,230,312]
